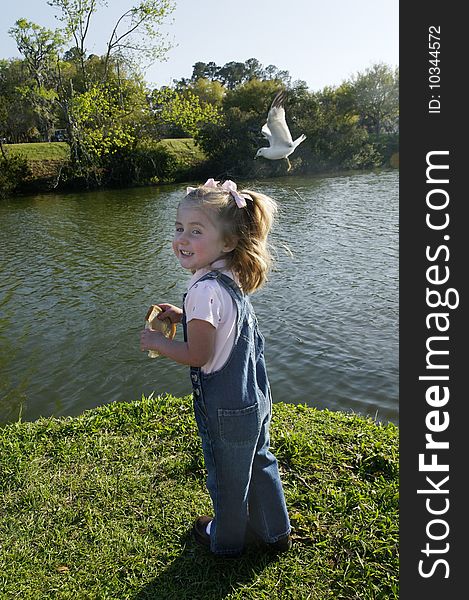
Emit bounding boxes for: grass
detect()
[4,142,71,161]
[155,138,207,181]
[3,139,204,164]
[0,395,398,599]
[3,142,71,185]
[157,137,205,160]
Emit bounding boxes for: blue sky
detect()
[0,0,398,91]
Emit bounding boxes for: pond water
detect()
[0,170,398,424]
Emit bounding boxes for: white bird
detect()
[255,90,306,172]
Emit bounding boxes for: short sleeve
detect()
[185,281,224,328]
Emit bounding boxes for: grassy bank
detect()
[4,142,71,161]
[0,395,398,599]
[3,142,71,187]
[2,139,206,190]
[158,138,206,166]
[4,139,204,163]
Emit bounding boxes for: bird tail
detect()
[293,134,307,148]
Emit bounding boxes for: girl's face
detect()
[173,203,236,272]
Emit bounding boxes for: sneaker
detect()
[245,525,293,554]
[192,516,244,558]
[193,515,212,548]
[266,533,293,554]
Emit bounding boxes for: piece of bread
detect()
[144,305,176,358]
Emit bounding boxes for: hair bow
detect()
[186,178,252,209]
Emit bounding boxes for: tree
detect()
[185,78,225,107]
[288,83,383,171]
[72,83,135,157]
[349,63,399,136]
[47,0,176,173]
[190,61,219,82]
[48,0,176,85]
[7,1,175,179]
[185,59,292,90]
[216,61,247,89]
[47,0,98,87]
[195,79,289,178]
[8,19,64,87]
[0,60,38,143]
[223,78,282,113]
[264,64,291,86]
[243,58,264,81]
[8,22,65,140]
[150,87,222,138]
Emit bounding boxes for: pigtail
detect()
[230,190,277,294]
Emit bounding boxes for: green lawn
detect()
[0,395,398,599]
[3,139,205,163]
[4,141,71,161]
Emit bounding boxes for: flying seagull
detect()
[255,90,306,172]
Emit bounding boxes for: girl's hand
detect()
[155,303,183,324]
[140,328,165,353]
[140,318,215,367]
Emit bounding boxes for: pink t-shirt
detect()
[185,261,238,373]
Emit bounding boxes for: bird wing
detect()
[266,91,293,146]
[261,122,272,142]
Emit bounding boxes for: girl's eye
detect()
[175,226,183,233]
[192,229,201,235]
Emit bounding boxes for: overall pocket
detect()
[218,403,260,446]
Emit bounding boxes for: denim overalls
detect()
[183,271,291,556]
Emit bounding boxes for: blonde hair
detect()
[182,183,277,294]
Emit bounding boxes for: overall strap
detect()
[186,271,247,348]
[182,273,242,343]
[182,292,188,342]
[192,270,244,303]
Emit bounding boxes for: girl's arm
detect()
[140,318,215,367]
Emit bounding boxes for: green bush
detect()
[369,133,399,166]
[105,143,181,186]
[196,108,269,178]
[57,143,182,189]
[0,153,31,198]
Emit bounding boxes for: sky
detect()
[0,0,398,92]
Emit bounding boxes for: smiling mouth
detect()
[180,250,193,256]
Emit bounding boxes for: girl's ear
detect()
[223,236,238,253]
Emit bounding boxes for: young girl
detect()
[140,178,291,557]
